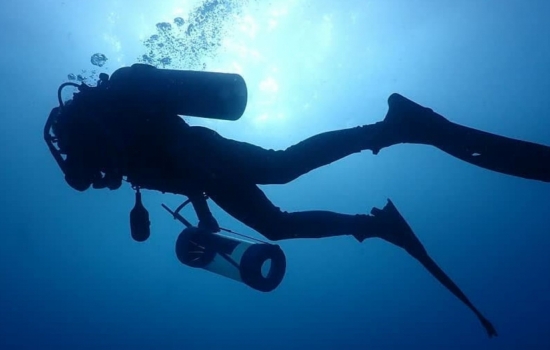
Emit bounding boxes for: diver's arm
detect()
[189,192,220,232]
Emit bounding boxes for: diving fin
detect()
[374,199,498,337]
[386,93,550,183]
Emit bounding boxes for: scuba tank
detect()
[108,63,248,121]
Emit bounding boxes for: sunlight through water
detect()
[88,0,336,142]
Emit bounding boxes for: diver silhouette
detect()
[45,64,550,338]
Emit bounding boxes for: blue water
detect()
[1,0,550,349]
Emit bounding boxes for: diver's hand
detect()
[198,215,220,233]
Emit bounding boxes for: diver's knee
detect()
[260,211,309,241]
[252,212,289,241]
[257,226,286,241]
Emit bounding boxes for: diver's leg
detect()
[205,178,415,244]
[206,180,497,336]
[379,93,550,182]
[182,124,387,185]
[204,179,381,240]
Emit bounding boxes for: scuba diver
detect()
[44,64,550,338]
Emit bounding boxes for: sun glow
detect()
[101,0,335,139]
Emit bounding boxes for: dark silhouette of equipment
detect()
[130,188,151,242]
[163,199,287,292]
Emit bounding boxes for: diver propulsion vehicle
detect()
[43,63,287,292]
[160,198,287,293]
[128,190,287,292]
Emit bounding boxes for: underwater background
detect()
[1,0,550,349]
